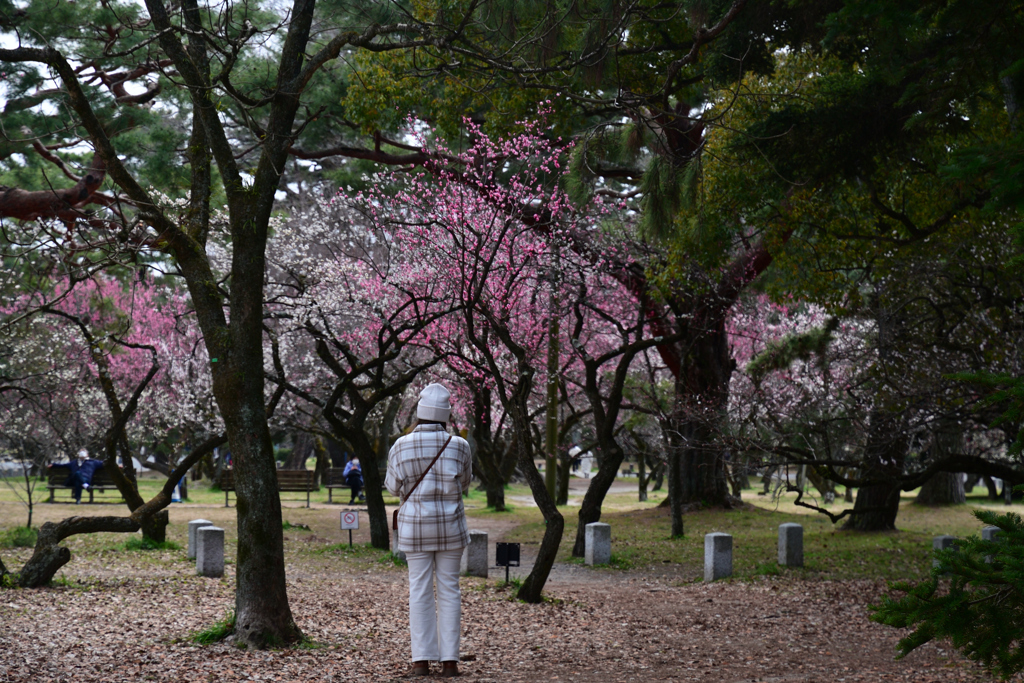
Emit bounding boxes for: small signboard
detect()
[496,542,520,567]
[341,511,359,530]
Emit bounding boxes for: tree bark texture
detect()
[916,422,966,506]
[496,366,562,603]
[915,471,966,506]
[671,320,734,508]
[223,385,298,646]
[140,510,169,544]
[513,429,563,603]
[843,410,909,531]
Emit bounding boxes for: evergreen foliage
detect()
[870,506,1024,679]
[746,317,839,384]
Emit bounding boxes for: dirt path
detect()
[0,500,997,683]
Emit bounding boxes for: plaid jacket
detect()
[386,424,472,552]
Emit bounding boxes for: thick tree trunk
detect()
[224,391,299,647]
[571,443,626,556]
[140,510,169,544]
[671,321,734,508]
[844,481,902,531]
[843,299,911,532]
[915,471,966,506]
[484,481,506,511]
[843,410,909,531]
[916,421,966,506]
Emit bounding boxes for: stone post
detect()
[391,530,406,564]
[461,530,488,578]
[982,526,1002,564]
[187,519,213,560]
[196,526,225,578]
[704,532,732,582]
[778,523,803,567]
[585,523,612,566]
[933,535,957,569]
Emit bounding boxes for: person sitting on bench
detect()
[343,457,365,504]
[50,449,104,504]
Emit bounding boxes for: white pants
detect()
[406,549,463,662]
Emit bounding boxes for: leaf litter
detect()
[0,545,999,683]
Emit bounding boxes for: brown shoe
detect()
[441,661,460,677]
[405,661,430,677]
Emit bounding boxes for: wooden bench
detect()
[324,467,389,504]
[218,469,318,508]
[324,468,349,503]
[46,465,119,503]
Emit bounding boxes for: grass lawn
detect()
[2,472,1015,586]
[472,480,1018,584]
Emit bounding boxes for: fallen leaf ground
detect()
[0,493,1006,683]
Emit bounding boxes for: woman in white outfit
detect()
[386,383,473,678]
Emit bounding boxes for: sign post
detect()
[340,510,359,548]
[495,542,521,585]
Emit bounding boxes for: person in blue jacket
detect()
[50,449,104,504]
[343,456,364,504]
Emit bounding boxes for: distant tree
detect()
[264,193,457,549]
[0,439,46,528]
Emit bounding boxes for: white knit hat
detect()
[417,383,451,422]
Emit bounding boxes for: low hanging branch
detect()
[0,151,107,223]
[19,515,142,588]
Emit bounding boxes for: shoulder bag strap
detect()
[394,435,453,530]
